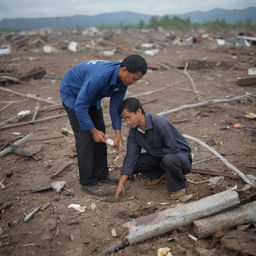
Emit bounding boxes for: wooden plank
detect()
[123,188,240,245]
[193,201,256,238]
[237,77,256,86]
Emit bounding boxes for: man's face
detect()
[119,67,143,86]
[121,109,142,128]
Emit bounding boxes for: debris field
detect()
[0,27,256,256]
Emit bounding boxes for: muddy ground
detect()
[0,28,256,256]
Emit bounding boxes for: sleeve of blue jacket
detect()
[121,131,141,175]
[109,86,127,130]
[74,75,104,130]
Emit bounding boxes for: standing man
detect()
[115,98,192,200]
[60,55,147,196]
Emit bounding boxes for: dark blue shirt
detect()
[60,60,127,130]
[122,114,191,175]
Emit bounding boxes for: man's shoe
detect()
[144,174,166,186]
[81,184,111,197]
[168,189,186,200]
[100,175,119,184]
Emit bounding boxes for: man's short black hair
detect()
[121,55,147,75]
[118,97,145,115]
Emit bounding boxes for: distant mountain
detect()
[0,12,151,31]
[0,7,255,31]
[179,7,256,24]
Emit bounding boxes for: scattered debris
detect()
[191,168,239,179]
[236,35,256,47]
[233,122,245,129]
[0,134,32,157]
[221,230,256,256]
[67,41,78,52]
[123,187,239,244]
[0,44,11,55]
[157,247,173,256]
[245,112,256,119]
[111,228,117,237]
[19,67,46,80]
[43,44,56,54]
[22,181,66,193]
[51,162,76,178]
[196,247,216,256]
[90,202,96,211]
[144,49,159,56]
[236,77,256,86]
[24,205,41,222]
[188,234,198,241]
[68,204,86,213]
[207,176,225,186]
[147,64,162,71]
[0,109,32,128]
[248,68,256,75]
[193,201,256,238]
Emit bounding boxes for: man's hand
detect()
[114,174,128,201]
[113,130,123,149]
[90,128,106,143]
[114,184,125,201]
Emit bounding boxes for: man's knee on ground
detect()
[161,154,182,169]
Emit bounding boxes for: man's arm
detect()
[110,86,127,129]
[114,131,141,200]
[75,77,106,142]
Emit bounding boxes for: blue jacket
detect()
[60,60,127,130]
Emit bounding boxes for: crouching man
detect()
[114,97,192,200]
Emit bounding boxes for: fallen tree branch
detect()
[51,162,76,178]
[31,135,65,142]
[0,134,32,157]
[193,201,256,238]
[191,168,239,179]
[124,187,239,245]
[0,99,29,113]
[0,110,32,128]
[184,62,201,101]
[183,134,255,186]
[192,157,218,165]
[0,103,12,113]
[31,103,40,121]
[128,80,186,98]
[0,86,56,104]
[40,103,62,112]
[97,239,129,256]
[157,93,252,116]
[0,113,67,130]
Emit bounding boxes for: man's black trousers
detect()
[134,153,192,192]
[64,104,108,186]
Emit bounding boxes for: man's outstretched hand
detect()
[114,174,128,201]
[114,184,125,201]
[113,130,123,150]
[90,128,106,143]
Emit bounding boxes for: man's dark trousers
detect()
[134,153,191,192]
[64,104,108,186]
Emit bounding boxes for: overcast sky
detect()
[0,0,256,19]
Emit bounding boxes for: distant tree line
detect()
[99,15,255,30]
